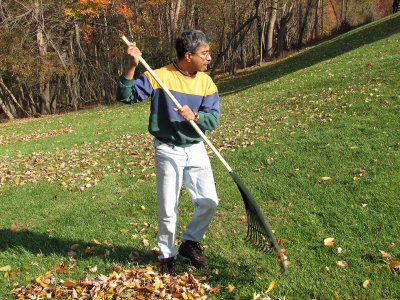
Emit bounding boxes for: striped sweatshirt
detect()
[116,63,220,147]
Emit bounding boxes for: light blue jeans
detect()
[154,139,218,259]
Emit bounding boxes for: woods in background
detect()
[0,0,394,120]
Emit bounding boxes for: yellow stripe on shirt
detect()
[144,64,218,97]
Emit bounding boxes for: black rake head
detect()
[229,171,289,275]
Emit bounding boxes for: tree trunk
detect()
[329,0,339,26]
[266,0,278,58]
[321,0,324,36]
[0,78,25,118]
[314,0,321,39]
[277,2,294,56]
[341,0,348,28]
[34,0,51,115]
[169,0,182,58]
[297,0,312,48]
[0,96,15,120]
[257,14,266,65]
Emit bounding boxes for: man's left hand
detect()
[174,105,197,121]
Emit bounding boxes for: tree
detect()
[266,0,278,58]
[0,0,394,120]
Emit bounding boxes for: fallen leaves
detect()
[0,100,294,193]
[0,132,155,191]
[87,266,98,273]
[10,266,215,300]
[323,237,335,247]
[119,227,129,235]
[0,128,73,146]
[226,283,235,293]
[265,279,276,293]
[322,237,348,269]
[362,279,370,289]
[8,224,19,231]
[379,250,392,259]
[378,249,400,275]
[251,279,276,300]
[0,265,12,272]
[336,260,348,267]
[142,238,150,247]
[388,260,400,274]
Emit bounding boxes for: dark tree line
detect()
[0,0,393,120]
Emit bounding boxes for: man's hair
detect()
[175,29,209,59]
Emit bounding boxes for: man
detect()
[116,29,220,275]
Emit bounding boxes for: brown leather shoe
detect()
[159,257,176,275]
[179,240,209,268]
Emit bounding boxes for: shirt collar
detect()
[172,60,197,77]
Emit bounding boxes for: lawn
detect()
[0,13,399,299]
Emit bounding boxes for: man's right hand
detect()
[123,42,142,80]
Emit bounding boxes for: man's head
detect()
[175,29,211,73]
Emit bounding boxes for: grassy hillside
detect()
[0,13,399,299]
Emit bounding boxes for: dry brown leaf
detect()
[388,260,400,273]
[8,224,18,231]
[362,279,370,288]
[332,291,340,300]
[70,243,80,250]
[227,284,235,293]
[88,266,98,273]
[379,250,392,258]
[336,260,347,267]
[265,279,276,293]
[92,239,102,245]
[120,228,129,234]
[324,237,335,247]
[0,265,11,272]
[60,280,76,288]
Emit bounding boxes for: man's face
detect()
[189,44,211,72]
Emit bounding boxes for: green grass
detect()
[1,13,399,299]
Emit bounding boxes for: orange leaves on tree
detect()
[65,0,133,20]
[65,0,110,18]
[140,0,168,7]
[116,0,134,19]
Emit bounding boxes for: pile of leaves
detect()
[10,265,217,299]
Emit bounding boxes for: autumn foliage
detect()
[0,0,395,120]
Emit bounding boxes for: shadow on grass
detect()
[217,14,400,96]
[0,229,156,265]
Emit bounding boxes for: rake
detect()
[122,36,288,274]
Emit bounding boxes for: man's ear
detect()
[184,52,192,62]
